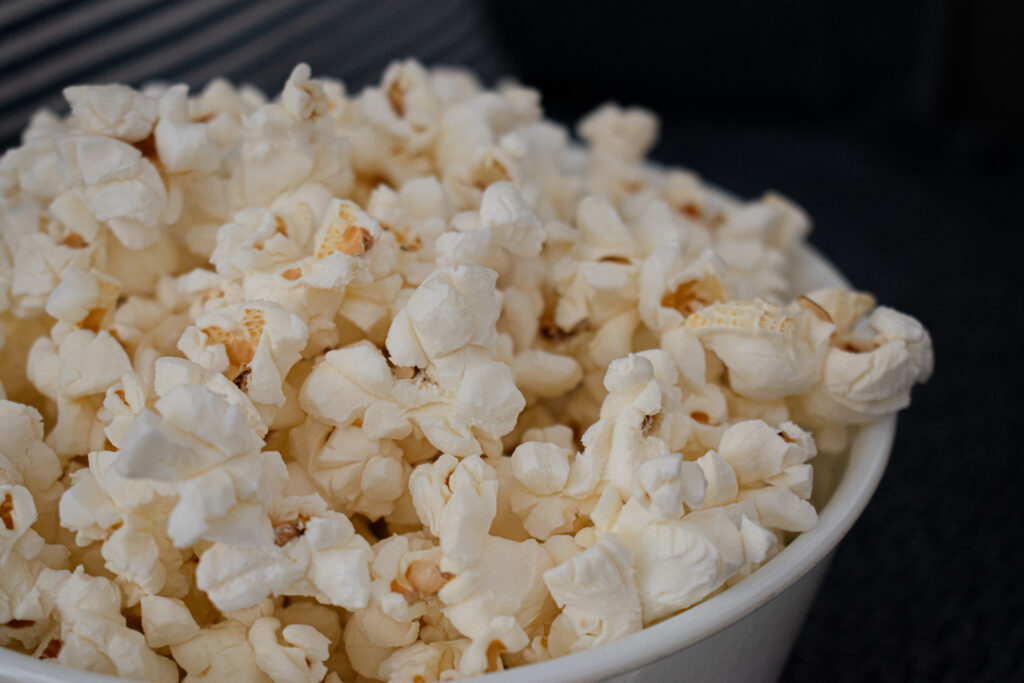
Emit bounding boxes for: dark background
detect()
[2,0,1022,680]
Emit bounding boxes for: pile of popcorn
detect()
[0,61,933,682]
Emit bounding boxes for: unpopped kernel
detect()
[0,61,932,681]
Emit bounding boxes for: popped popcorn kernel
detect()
[0,58,931,683]
[316,201,378,258]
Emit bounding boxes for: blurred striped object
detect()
[0,0,508,148]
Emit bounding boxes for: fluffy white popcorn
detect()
[64,84,158,142]
[23,328,133,458]
[210,208,305,280]
[378,639,467,683]
[410,454,498,567]
[0,59,933,682]
[114,382,285,548]
[299,342,407,433]
[56,135,169,249]
[739,485,818,532]
[458,615,529,675]
[289,418,408,519]
[10,233,103,317]
[409,451,551,641]
[44,268,122,329]
[59,449,191,603]
[551,195,641,332]
[508,441,579,539]
[0,401,63,502]
[248,616,331,683]
[687,299,835,400]
[0,485,38,563]
[386,264,500,367]
[231,79,353,208]
[542,534,642,654]
[140,595,200,649]
[31,568,179,681]
[170,619,268,681]
[578,104,658,163]
[195,495,372,612]
[631,454,707,519]
[578,352,686,498]
[476,180,545,257]
[716,419,816,485]
[512,349,583,398]
[696,449,740,508]
[154,85,221,174]
[438,535,552,641]
[305,265,524,458]
[178,299,308,410]
[401,347,526,457]
[0,530,71,652]
[798,291,934,424]
[640,247,726,333]
[56,329,133,399]
[612,506,743,623]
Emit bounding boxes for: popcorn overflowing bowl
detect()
[0,61,930,683]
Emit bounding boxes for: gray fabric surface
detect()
[0,0,506,146]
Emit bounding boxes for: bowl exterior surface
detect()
[596,555,833,683]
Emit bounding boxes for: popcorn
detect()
[409,454,498,567]
[716,419,816,485]
[194,493,372,613]
[44,268,122,330]
[578,104,658,163]
[154,85,221,174]
[59,449,191,603]
[385,264,500,367]
[512,350,583,399]
[0,60,932,682]
[289,419,408,519]
[378,639,467,683]
[63,85,158,142]
[113,380,285,549]
[477,181,545,258]
[687,299,835,400]
[178,299,308,410]
[457,615,528,675]
[140,596,200,649]
[30,568,179,682]
[543,534,642,654]
[210,208,305,280]
[56,135,169,250]
[169,620,266,681]
[248,617,331,683]
[508,441,579,539]
[798,290,934,424]
[10,233,102,317]
[0,485,38,563]
[56,330,133,400]
[0,401,63,501]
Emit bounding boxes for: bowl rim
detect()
[0,245,896,683]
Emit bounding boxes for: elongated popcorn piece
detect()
[0,59,932,683]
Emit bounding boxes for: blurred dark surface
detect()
[3,0,1022,679]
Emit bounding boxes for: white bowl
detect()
[0,245,895,683]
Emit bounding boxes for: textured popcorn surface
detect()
[0,61,932,682]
